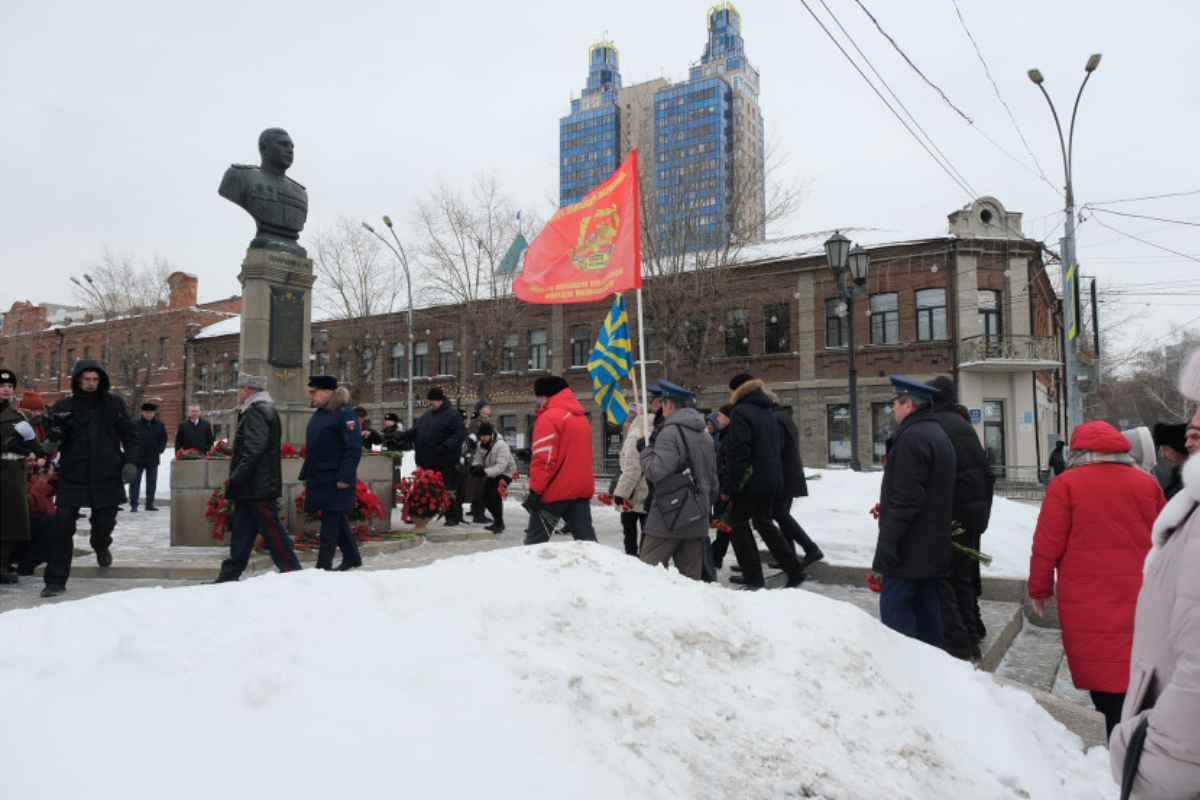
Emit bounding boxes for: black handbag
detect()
[1119,716,1150,800]
[651,429,707,531]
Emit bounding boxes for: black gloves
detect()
[470,464,486,477]
[635,438,647,452]
[522,492,541,513]
[121,463,138,484]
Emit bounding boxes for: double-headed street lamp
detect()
[362,216,416,430]
[825,232,870,472]
[1028,53,1102,437]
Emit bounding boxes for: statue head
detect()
[258,128,294,173]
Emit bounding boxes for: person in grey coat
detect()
[637,380,718,580]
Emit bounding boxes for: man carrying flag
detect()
[588,293,633,426]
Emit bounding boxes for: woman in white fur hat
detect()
[1110,349,1200,799]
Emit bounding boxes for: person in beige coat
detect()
[614,405,651,556]
[1110,350,1200,800]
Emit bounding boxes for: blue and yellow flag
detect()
[588,293,633,425]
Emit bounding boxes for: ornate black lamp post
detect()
[825,232,870,471]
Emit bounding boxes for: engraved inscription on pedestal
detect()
[269,286,305,367]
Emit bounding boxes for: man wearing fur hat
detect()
[127,402,167,512]
[722,373,807,589]
[523,376,595,544]
[212,373,301,582]
[1,368,38,583]
[299,376,364,570]
[397,387,468,526]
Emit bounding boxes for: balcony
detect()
[958,335,1060,373]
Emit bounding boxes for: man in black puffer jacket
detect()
[42,360,138,597]
[928,375,995,659]
[873,375,956,647]
[722,373,806,589]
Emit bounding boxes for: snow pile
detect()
[1,543,1110,799]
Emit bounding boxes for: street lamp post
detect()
[1028,53,1101,438]
[825,232,870,472]
[363,217,416,430]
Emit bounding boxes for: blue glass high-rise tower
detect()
[558,3,765,252]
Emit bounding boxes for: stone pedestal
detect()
[238,248,317,447]
[170,455,399,546]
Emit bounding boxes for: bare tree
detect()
[1094,327,1199,426]
[311,216,404,402]
[71,249,172,412]
[412,174,540,400]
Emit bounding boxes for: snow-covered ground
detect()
[0,466,1116,799]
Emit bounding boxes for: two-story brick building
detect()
[0,273,240,439]
[184,197,1064,478]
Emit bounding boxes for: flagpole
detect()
[635,288,649,442]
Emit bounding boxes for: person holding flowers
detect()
[469,421,516,533]
[299,375,363,571]
[212,373,301,583]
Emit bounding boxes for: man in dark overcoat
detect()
[398,387,467,527]
[299,376,364,570]
[1,368,39,583]
[176,403,215,454]
[41,360,138,597]
[722,373,806,589]
[128,402,167,512]
[213,373,302,583]
[873,375,957,647]
[927,375,995,660]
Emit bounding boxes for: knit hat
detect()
[141,402,158,412]
[473,398,490,415]
[718,403,734,417]
[533,376,569,398]
[19,391,45,412]
[427,387,446,401]
[728,372,755,391]
[477,421,494,437]
[239,373,268,390]
[354,406,368,418]
[1121,426,1157,473]
[1180,348,1200,402]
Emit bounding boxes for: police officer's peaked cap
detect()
[646,384,664,398]
[889,375,938,401]
[657,379,694,402]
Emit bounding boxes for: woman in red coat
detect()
[1029,420,1165,739]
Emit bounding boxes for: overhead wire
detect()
[1082,206,1200,228]
[1086,217,1200,264]
[1086,188,1200,206]
[797,0,979,200]
[946,0,1058,194]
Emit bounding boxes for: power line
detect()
[947,0,1056,194]
[798,0,979,200]
[1083,206,1200,228]
[1087,217,1200,263]
[1087,188,1200,206]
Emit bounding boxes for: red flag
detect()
[515,150,642,304]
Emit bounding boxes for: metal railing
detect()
[959,334,1058,364]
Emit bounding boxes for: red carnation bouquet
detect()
[208,440,232,458]
[175,449,202,460]
[295,479,385,527]
[280,443,299,458]
[205,479,285,541]
[395,468,454,522]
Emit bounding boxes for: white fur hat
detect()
[1180,348,1200,402]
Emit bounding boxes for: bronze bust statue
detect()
[219,128,309,257]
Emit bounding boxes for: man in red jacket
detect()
[1029,420,1165,739]
[523,376,595,545]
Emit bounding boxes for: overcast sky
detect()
[1,0,1196,350]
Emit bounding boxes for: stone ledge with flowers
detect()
[170,441,399,547]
